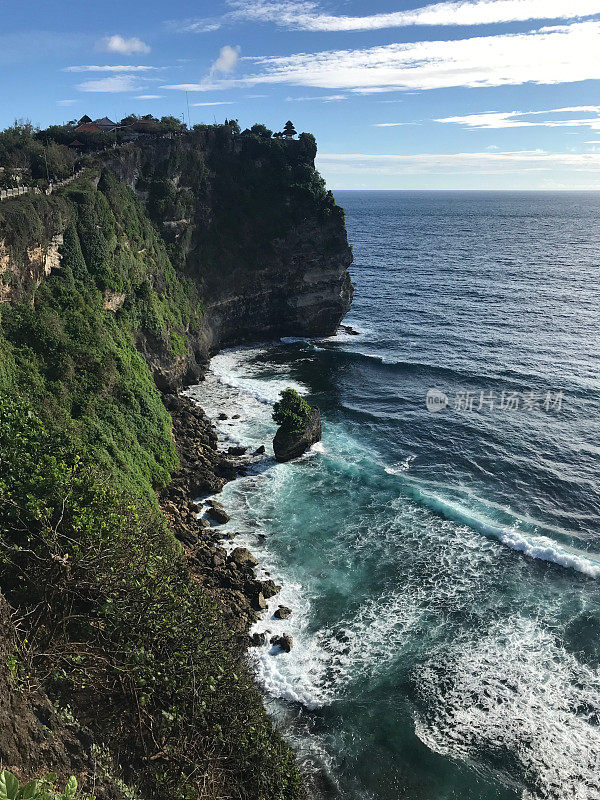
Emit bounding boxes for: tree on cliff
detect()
[283,120,297,139]
[159,115,185,131]
[251,123,273,139]
[273,388,311,433]
[224,118,241,134]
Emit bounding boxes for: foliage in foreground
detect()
[273,389,312,434]
[0,770,80,800]
[0,399,304,799]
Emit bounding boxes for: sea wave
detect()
[402,483,600,578]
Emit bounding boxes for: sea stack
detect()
[273,391,322,462]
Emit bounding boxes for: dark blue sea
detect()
[188,191,600,800]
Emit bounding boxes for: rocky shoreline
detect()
[159,392,284,642]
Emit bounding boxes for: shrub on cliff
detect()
[273,388,311,433]
[0,399,304,800]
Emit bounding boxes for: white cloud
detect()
[165,46,241,93]
[285,93,347,101]
[315,150,600,176]
[77,74,142,92]
[66,65,157,72]
[57,99,76,106]
[162,22,600,93]
[134,94,163,99]
[101,35,150,55]
[192,101,235,106]
[210,45,240,77]
[437,105,600,129]
[173,0,600,33]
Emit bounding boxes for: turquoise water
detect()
[188,191,600,800]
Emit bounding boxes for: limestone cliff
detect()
[102,127,353,358]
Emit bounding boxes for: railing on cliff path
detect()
[45,168,85,195]
[0,186,41,202]
[0,168,85,203]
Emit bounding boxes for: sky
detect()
[2,0,600,189]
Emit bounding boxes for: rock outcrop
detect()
[273,407,322,462]
[0,233,63,305]
[271,634,294,653]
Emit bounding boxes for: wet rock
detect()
[249,632,266,647]
[230,547,258,569]
[228,445,247,456]
[252,592,268,611]
[232,414,241,419]
[206,500,231,524]
[254,445,266,455]
[271,634,293,653]
[274,605,292,620]
[218,412,228,420]
[273,407,321,462]
[259,579,281,599]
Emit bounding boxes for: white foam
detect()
[248,511,503,711]
[208,346,309,406]
[415,617,600,800]
[384,455,415,474]
[401,483,600,579]
[280,336,312,344]
[250,589,423,710]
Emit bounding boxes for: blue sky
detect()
[3,0,600,188]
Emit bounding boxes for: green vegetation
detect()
[0,122,77,188]
[0,770,80,800]
[273,389,312,434]
[0,154,304,798]
[0,169,202,494]
[0,400,303,800]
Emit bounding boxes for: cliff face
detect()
[0,129,353,390]
[103,128,353,357]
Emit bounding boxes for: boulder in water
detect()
[205,500,230,524]
[270,634,293,652]
[273,407,321,462]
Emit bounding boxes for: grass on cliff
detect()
[0,171,304,799]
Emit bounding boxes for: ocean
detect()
[186,191,600,800]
